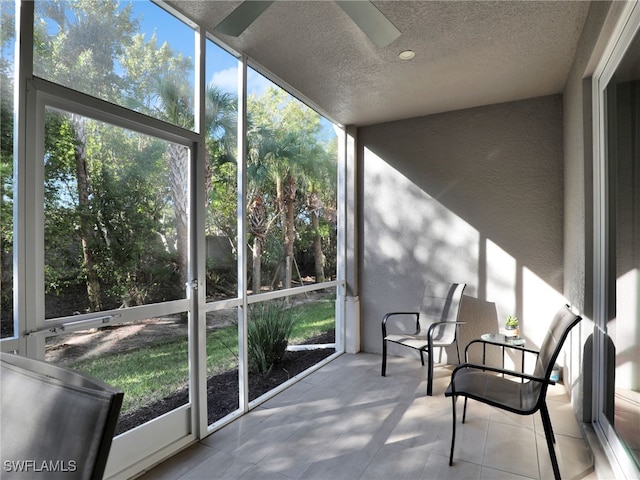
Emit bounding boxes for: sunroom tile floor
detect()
[137,353,596,480]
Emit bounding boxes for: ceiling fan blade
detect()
[215,1,274,36]
[336,1,401,48]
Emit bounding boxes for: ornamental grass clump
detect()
[248,299,297,374]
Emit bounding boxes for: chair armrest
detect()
[448,362,553,395]
[382,311,420,337]
[426,321,465,349]
[426,321,466,337]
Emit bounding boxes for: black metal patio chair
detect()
[382,282,466,395]
[445,305,582,480]
[1,352,124,479]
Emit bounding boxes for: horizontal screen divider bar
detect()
[246,280,343,305]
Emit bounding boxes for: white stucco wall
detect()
[358,95,565,358]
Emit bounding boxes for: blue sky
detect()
[135,2,336,138]
[0,0,272,96]
[136,1,274,97]
[0,1,335,136]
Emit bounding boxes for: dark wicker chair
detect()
[382,282,466,395]
[445,305,582,480]
[1,352,123,479]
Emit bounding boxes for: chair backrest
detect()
[532,305,582,381]
[418,282,466,343]
[1,352,124,480]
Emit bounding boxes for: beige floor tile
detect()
[137,354,597,480]
[179,449,256,480]
[421,452,482,480]
[536,431,593,480]
[480,466,536,479]
[262,384,356,423]
[200,406,278,451]
[387,400,449,448]
[298,448,376,479]
[256,418,335,479]
[257,378,317,409]
[135,443,216,480]
[545,383,571,402]
[236,466,290,480]
[434,417,489,465]
[482,422,539,478]
[219,413,306,464]
[458,397,493,422]
[533,400,584,439]
[489,407,535,429]
[361,442,432,479]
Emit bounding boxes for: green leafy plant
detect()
[247,299,297,374]
[506,315,519,328]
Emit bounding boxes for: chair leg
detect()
[546,410,556,444]
[381,340,387,376]
[426,349,434,396]
[419,350,425,366]
[455,339,461,364]
[449,395,457,466]
[462,397,468,424]
[540,403,561,480]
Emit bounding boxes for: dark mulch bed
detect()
[115,330,335,435]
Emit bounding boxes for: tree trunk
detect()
[312,217,325,283]
[307,189,325,283]
[72,115,102,312]
[252,237,262,294]
[168,143,189,290]
[249,195,266,293]
[275,177,285,288]
[282,176,296,290]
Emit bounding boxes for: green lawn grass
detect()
[70,300,335,414]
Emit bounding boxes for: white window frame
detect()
[592,2,640,478]
[5,0,349,476]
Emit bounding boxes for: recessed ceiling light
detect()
[398,50,415,60]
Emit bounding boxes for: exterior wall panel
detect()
[359,95,564,357]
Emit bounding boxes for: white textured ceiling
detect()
[167,1,591,127]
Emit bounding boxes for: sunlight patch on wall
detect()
[615,268,639,390]
[486,238,517,320]
[363,147,479,284]
[523,266,566,348]
[377,234,405,262]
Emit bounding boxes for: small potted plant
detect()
[505,315,519,340]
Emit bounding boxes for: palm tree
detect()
[246,123,279,292]
[156,81,239,290]
[247,89,336,290]
[203,85,238,268]
[154,79,192,289]
[297,135,336,284]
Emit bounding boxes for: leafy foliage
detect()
[3,0,338,321]
[247,299,297,374]
[69,299,333,416]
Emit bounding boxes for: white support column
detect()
[193,21,208,439]
[237,54,249,412]
[344,126,360,354]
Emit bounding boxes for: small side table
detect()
[479,333,526,379]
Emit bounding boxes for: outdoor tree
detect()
[0,0,14,328]
[247,88,335,290]
[22,0,336,318]
[204,85,238,294]
[34,0,138,311]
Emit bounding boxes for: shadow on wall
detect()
[359,95,567,354]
